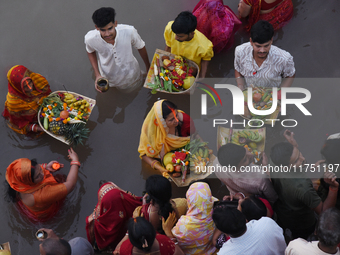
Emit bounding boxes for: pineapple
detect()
[64,123,90,146]
[49,120,67,135]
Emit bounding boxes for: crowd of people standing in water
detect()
[2,1,340,255]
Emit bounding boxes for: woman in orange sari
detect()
[2,65,51,135]
[5,148,80,221]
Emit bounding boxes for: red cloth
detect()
[141,203,151,221]
[85,183,142,250]
[2,65,51,134]
[259,197,274,217]
[244,0,293,31]
[180,112,196,137]
[119,234,176,255]
[193,0,241,53]
[261,0,283,10]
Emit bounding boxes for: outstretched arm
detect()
[63,148,80,194]
[142,155,167,173]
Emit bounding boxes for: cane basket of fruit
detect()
[38,91,96,146]
[241,87,281,125]
[162,138,216,187]
[217,126,266,164]
[144,49,200,95]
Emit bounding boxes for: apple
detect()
[174,165,182,172]
[166,164,174,173]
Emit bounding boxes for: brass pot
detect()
[97,78,109,92]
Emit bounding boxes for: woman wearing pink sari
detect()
[193,0,241,53]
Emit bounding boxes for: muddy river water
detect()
[0,0,339,253]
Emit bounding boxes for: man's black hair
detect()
[92,7,116,28]
[171,11,197,34]
[241,196,267,221]
[270,142,294,166]
[217,143,246,167]
[213,206,247,237]
[321,139,340,165]
[250,20,274,44]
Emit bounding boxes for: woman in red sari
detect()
[2,65,51,135]
[86,182,142,251]
[116,217,184,255]
[193,0,241,53]
[238,0,293,31]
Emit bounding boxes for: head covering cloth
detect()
[138,100,190,158]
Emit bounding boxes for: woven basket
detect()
[38,91,96,145]
[143,49,200,95]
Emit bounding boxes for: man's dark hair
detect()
[321,139,340,165]
[212,206,247,237]
[250,20,274,44]
[317,208,340,247]
[217,143,246,167]
[240,196,267,221]
[92,7,116,28]
[128,217,156,252]
[270,142,294,166]
[41,238,71,255]
[171,11,197,34]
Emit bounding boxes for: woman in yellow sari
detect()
[138,100,196,173]
[2,65,51,135]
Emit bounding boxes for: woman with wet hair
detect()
[117,217,184,255]
[133,175,187,234]
[138,99,196,173]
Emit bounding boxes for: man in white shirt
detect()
[285,208,340,255]
[213,206,286,255]
[85,7,150,92]
[234,20,295,89]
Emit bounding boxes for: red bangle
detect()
[70,161,81,167]
[329,186,338,192]
[41,163,47,169]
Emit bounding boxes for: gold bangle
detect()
[151,160,160,169]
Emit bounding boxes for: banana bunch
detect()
[71,99,90,111]
[63,93,77,104]
[63,93,90,113]
[231,130,263,144]
[193,147,210,159]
